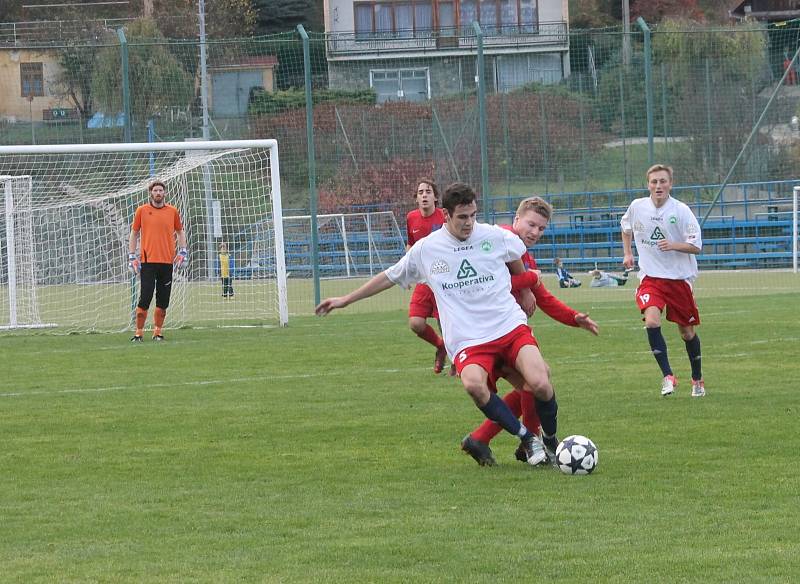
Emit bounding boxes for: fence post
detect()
[661,63,669,161]
[705,58,713,177]
[198,0,210,140]
[298,24,320,306]
[472,21,490,222]
[793,186,798,273]
[619,66,629,191]
[117,28,132,143]
[636,17,654,165]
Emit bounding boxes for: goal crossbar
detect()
[0,139,278,156]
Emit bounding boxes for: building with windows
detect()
[0,46,75,123]
[323,0,570,102]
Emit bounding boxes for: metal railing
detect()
[326,21,568,57]
[0,19,135,46]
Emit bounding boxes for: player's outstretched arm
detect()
[574,313,599,336]
[316,272,396,316]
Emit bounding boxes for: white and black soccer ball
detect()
[555,435,598,475]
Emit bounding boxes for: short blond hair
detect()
[646,164,673,182]
[516,196,553,222]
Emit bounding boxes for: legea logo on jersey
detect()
[480,240,492,252]
[650,226,666,241]
[457,259,478,279]
[430,259,450,275]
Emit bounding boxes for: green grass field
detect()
[1,283,799,582]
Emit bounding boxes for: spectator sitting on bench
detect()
[589,264,631,287]
[554,257,581,288]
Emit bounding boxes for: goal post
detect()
[1,174,55,329]
[0,140,288,332]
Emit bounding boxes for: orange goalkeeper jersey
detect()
[132,203,183,264]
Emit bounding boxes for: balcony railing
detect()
[326,21,568,58]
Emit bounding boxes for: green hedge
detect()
[248,88,376,115]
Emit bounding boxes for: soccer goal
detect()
[0,140,287,333]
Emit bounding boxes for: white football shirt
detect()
[620,196,702,282]
[385,221,528,358]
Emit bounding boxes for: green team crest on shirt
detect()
[480,240,492,252]
[457,259,478,279]
[650,226,667,241]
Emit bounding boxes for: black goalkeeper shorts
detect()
[138,262,174,310]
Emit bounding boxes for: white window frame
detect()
[369,67,431,101]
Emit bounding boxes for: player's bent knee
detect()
[527,378,553,399]
[460,367,490,405]
[408,317,427,335]
[643,307,662,328]
[462,382,490,406]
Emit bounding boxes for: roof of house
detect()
[210,55,279,69]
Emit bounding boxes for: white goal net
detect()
[0,140,287,333]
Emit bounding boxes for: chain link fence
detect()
[2,22,800,205]
[1,19,798,315]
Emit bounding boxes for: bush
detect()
[317,158,435,214]
[248,87,376,115]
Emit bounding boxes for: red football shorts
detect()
[635,276,700,327]
[408,283,439,319]
[454,324,539,378]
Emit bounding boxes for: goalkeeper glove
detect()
[128,253,140,276]
[174,248,189,269]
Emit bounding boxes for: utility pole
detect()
[198,0,210,140]
[622,0,631,66]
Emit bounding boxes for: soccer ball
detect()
[555,435,598,475]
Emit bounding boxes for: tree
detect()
[631,0,703,23]
[568,0,617,29]
[91,19,193,127]
[0,1,24,22]
[148,0,257,39]
[54,39,109,121]
[255,0,323,34]
[652,19,770,182]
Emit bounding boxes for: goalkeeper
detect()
[128,180,188,341]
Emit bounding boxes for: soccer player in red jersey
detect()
[461,197,599,466]
[405,179,449,373]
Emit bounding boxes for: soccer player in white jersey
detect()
[316,183,560,466]
[621,164,705,397]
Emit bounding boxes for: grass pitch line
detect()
[0,367,433,399]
